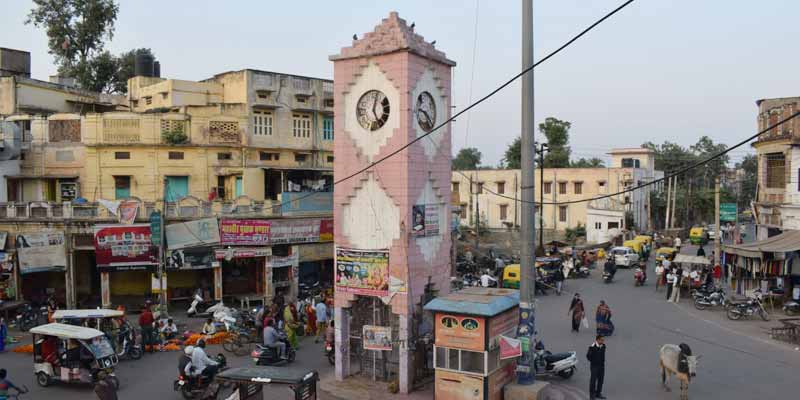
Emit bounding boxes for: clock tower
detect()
[330,12,455,393]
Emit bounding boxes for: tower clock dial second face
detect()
[356,90,391,131]
[416,91,437,132]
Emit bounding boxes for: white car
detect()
[610,246,639,268]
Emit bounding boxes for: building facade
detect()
[452,148,662,241]
[752,96,800,239]
[0,47,334,309]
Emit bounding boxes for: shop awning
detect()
[722,230,800,258]
[673,254,711,265]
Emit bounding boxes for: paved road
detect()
[533,245,800,400]
[0,318,334,400]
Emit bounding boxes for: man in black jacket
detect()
[586,335,607,399]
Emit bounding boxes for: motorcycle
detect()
[575,266,590,279]
[187,293,214,318]
[690,283,717,300]
[783,299,800,316]
[532,340,577,379]
[325,340,335,366]
[694,288,728,311]
[15,304,43,332]
[173,353,227,400]
[602,271,613,284]
[633,268,647,286]
[727,291,769,321]
[116,321,143,360]
[251,330,297,365]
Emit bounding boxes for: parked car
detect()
[610,246,639,268]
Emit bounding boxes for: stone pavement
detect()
[319,371,433,400]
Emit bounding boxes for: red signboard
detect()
[94,224,158,269]
[320,219,333,242]
[220,219,271,245]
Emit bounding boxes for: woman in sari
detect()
[568,294,585,332]
[283,304,299,349]
[595,300,614,336]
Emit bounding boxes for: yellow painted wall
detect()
[110,270,150,296]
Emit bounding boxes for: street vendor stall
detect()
[672,255,711,290]
[722,231,800,300]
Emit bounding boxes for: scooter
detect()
[576,266,590,278]
[633,268,647,286]
[784,299,800,316]
[173,354,227,399]
[533,340,577,379]
[252,330,297,365]
[602,271,613,284]
[187,293,214,317]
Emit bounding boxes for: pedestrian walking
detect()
[595,301,614,336]
[138,305,155,353]
[314,298,328,343]
[674,236,682,252]
[665,268,674,301]
[696,246,705,257]
[553,265,565,295]
[568,294,585,333]
[655,263,664,292]
[586,335,607,400]
[669,267,682,303]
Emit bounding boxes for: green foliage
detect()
[452,147,482,170]
[565,223,586,243]
[539,117,571,168]
[502,137,521,169]
[115,48,155,93]
[736,154,757,207]
[162,130,189,145]
[570,157,605,168]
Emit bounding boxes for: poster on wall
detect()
[16,232,67,274]
[118,200,139,224]
[412,204,440,237]
[166,247,215,270]
[335,247,389,297]
[363,325,392,351]
[220,219,270,245]
[94,224,158,270]
[166,218,220,249]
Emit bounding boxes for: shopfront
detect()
[219,218,272,303]
[298,242,334,290]
[165,218,221,303]
[94,224,158,308]
[15,231,68,305]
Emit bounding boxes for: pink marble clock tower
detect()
[330,12,455,393]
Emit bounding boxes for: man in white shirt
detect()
[655,264,665,292]
[480,271,497,288]
[191,340,219,379]
[674,237,682,251]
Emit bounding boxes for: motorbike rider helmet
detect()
[184,345,195,355]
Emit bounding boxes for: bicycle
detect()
[222,327,254,356]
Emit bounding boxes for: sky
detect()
[2,0,796,166]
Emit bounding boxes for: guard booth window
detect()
[766,153,785,189]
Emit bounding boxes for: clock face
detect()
[356,90,391,131]
[416,91,437,132]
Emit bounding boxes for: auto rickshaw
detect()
[52,308,140,360]
[635,235,653,246]
[30,323,119,388]
[655,247,678,264]
[623,239,644,254]
[502,264,520,289]
[689,226,708,245]
[52,309,124,330]
[214,366,319,400]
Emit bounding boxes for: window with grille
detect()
[168,152,184,160]
[253,110,273,135]
[559,206,567,222]
[161,119,186,135]
[103,119,140,142]
[499,204,508,220]
[292,114,311,138]
[460,203,467,219]
[209,120,240,144]
[559,182,567,194]
[293,78,310,90]
[452,182,460,192]
[496,181,505,194]
[544,182,552,194]
[323,116,334,140]
[574,182,583,194]
[766,153,786,189]
[218,152,232,161]
[260,152,279,161]
[327,156,334,163]
[115,152,130,160]
[295,153,308,163]
[145,97,152,105]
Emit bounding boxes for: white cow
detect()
[659,343,699,400]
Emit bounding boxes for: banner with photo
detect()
[335,247,389,297]
[94,224,158,270]
[166,247,215,270]
[166,218,220,250]
[412,204,440,237]
[15,232,67,274]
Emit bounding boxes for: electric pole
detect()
[665,175,672,230]
[714,177,721,267]
[517,0,536,385]
[537,142,548,252]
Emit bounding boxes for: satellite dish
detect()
[0,121,22,161]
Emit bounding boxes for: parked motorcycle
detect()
[690,283,717,300]
[694,288,728,311]
[783,299,800,316]
[633,267,647,286]
[187,293,214,318]
[173,353,227,399]
[727,291,769,321]
[15,304,43,332]
[116,321,143,360]
[252,331,297,365]
[532,340,577,379]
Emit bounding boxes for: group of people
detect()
[654,248,721,303]
[138,303,179,352]
[252,295,334,360]
[568,294,614,337]
[566,294,610,400]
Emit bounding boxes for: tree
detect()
[27,0,120,91]
[502,137,521,169]
[736,154,757,207]
[452,147,482,170]
[570,157,605,168]
[115,48,155,93]
[539,117,571,167]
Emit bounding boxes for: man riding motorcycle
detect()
[179,346,194,376]
[262,319,287,360]
[191,340,219,379]
[603,257,617,281]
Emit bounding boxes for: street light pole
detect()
[517,0,536,385]
[536,142,548,253]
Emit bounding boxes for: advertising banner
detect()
[16,232,67,274]
[319,219,334,242]
[434,312,486,352]
[94,224,158,270]
[335,247,389,297]
[270,219,321,244]
[499,336,522,359]
[118,200,139,224]
[167,247,215,270]
[214,247,271,260]
[166,218,220,250]
[412,204,440,237]
[362,325,392,351]
[220,219,270,245]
